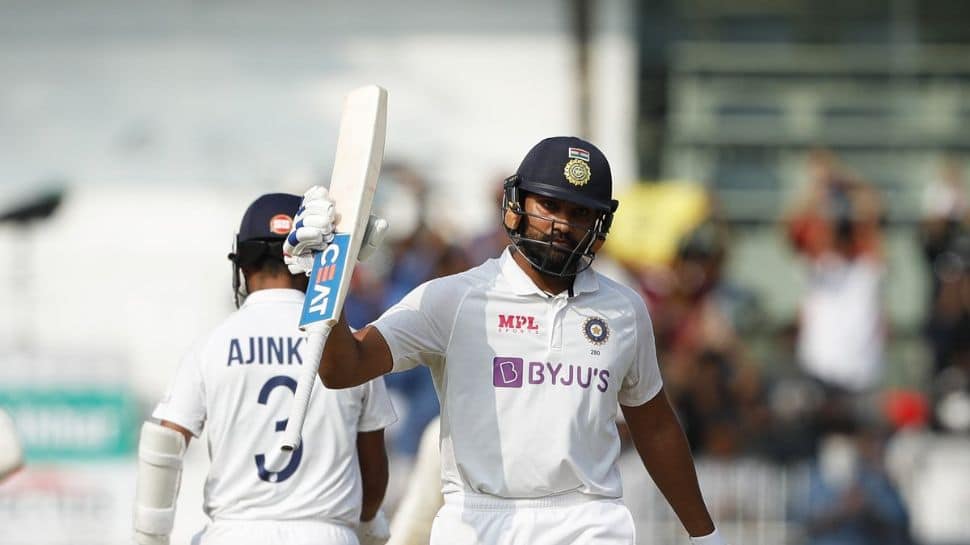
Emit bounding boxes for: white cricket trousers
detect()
[430,492,636,545]
[191,519,358,545]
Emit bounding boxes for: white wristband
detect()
[690,528,726,545]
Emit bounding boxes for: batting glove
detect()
[283,186,338,274]
[356,509,390,545]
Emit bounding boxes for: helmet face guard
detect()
[229,235,248,309]
[502,175,616,278]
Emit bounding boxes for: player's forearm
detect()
[360,466,388,522]
[358,432,390,522]
[320,314,359,387]
[624,395,715,538]
[359,452,388,522]
[321,313,394,389]
[641,423,715,536]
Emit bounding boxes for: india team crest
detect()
[564,159,591,187]
[583,316,610,345]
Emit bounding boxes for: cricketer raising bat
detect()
[280,85,388,452]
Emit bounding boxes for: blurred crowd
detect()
[344,152,969,545]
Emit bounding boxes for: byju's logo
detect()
[497,314,540,334]
[493,357,524,388]
[492,356,610,393]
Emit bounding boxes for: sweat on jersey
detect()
[371,248,663,499]
[153,289,397,527]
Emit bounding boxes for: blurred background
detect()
[1,0,969,544]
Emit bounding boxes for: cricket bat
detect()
[280,85,388,452]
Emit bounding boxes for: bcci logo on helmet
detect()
[564,147,591,186]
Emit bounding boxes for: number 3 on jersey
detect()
[254,376,303,483]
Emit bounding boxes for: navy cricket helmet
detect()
[228,193,302,307]
[503,136,619,277]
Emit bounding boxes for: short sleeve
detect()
[618,299,664,407]
[371,278,462,373]
[152,340,207,436]
[358,376,398,432]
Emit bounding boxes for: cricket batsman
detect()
[285,137,727,545]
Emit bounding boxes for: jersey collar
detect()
[241,288,306,307]
[498,247,599,297]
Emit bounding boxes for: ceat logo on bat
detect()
[300,233,351,327]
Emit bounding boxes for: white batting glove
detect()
[356,509,390,545]
[284,212,388,275]
[283,186,338,274]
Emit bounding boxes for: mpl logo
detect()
[497,314,540,334]
[299,233,351,327]
[492,357,524,388]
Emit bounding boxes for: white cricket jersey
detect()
[153,289,397,526]
[371,248,663,499]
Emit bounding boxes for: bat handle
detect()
[280,321,333,452]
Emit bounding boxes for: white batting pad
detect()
[134,422,186,540]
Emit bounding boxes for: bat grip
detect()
[280,321,333,451]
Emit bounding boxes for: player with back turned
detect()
[133,193,397,545]
[284,136,728,545]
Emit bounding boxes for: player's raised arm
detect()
[320,314,393,388]
[284,186,393,389]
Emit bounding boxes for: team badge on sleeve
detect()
[583,317,610,345]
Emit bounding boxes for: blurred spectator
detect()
[750,316,855,464]
[787,149,887,394]
[920,156,970,378]
[931,364,970,434]
[638,220,770,458]
[921,156,968,232]
[886,424,970,545]
[463,175,510,266]
[795,423,913,545]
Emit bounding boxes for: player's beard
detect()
[518,222,585,277]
